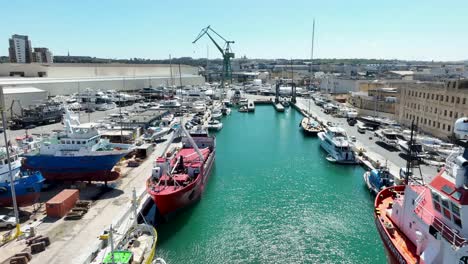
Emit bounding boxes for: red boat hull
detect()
[374,186,410,264]
[148,151,215,216]
[0,193,40,207]
[374,216,408,264]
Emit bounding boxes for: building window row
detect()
[406,90,467,105]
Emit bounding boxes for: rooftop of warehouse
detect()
[2,86,45,94]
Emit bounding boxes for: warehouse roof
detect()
[2,86,46,94]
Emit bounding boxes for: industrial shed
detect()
[2,86,48,119]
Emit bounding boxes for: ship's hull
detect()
[300,118,321,136]
[374,216,407,264]
[374,186,409,264]
[0,171,44,207]
[301,127,319,136]
[22,152,126,182]
[149,150,215,216]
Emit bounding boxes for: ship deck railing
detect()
[414,188,468,248]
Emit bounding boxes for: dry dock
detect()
[0,131,177,264]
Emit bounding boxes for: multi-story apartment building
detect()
[8,34,33,63]
[32,47,53,63]
[397,79,468,140]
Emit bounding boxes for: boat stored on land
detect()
[9,101,63,130]
[146,126,215,216]
[375,129,399,148]
[22,109,131,182]
[0,147,44,207]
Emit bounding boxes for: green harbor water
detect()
[156,105,386,263]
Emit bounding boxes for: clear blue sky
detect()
[1,0,466,61]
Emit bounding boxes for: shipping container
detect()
[46,189,79,218]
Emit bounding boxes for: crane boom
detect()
[192,25,235,87]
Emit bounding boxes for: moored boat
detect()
[146,125,215,216]
[206,120,223,131]
[363,166,393,195]
[318,127,357,164]
[300,117,323,136]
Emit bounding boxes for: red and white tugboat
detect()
[374,118,468,264]
[146,125,215,217]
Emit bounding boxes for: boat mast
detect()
[309,18,315,89]
[169,54,174,88]
[405,119,415,184]
[0,87,20,235]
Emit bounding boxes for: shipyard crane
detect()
[192,26,235,87]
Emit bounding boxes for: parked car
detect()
[0,215,15,229]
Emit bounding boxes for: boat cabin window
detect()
[386,134,398,140]
[431,191,440,202]
[454,215,462,228]
[72,141,75,144]
[451,203,460,216]
[434,201,442,212]
[441,198,450,208]
[443,208,451,220]
[61,140,65,144]
[77,141,81,144]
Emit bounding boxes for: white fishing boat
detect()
[318,127,357,164]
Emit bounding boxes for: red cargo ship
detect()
[147,126,215,216]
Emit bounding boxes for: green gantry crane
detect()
[193,26,235,87]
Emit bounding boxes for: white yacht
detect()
[318,127,357,164]
[192,101,206,113]
[211,108,223,120]
[76,89,116,111]
[159,99,181,110]
[375,128,399,148]
[247,100,255,112]
[206,120,223,131]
